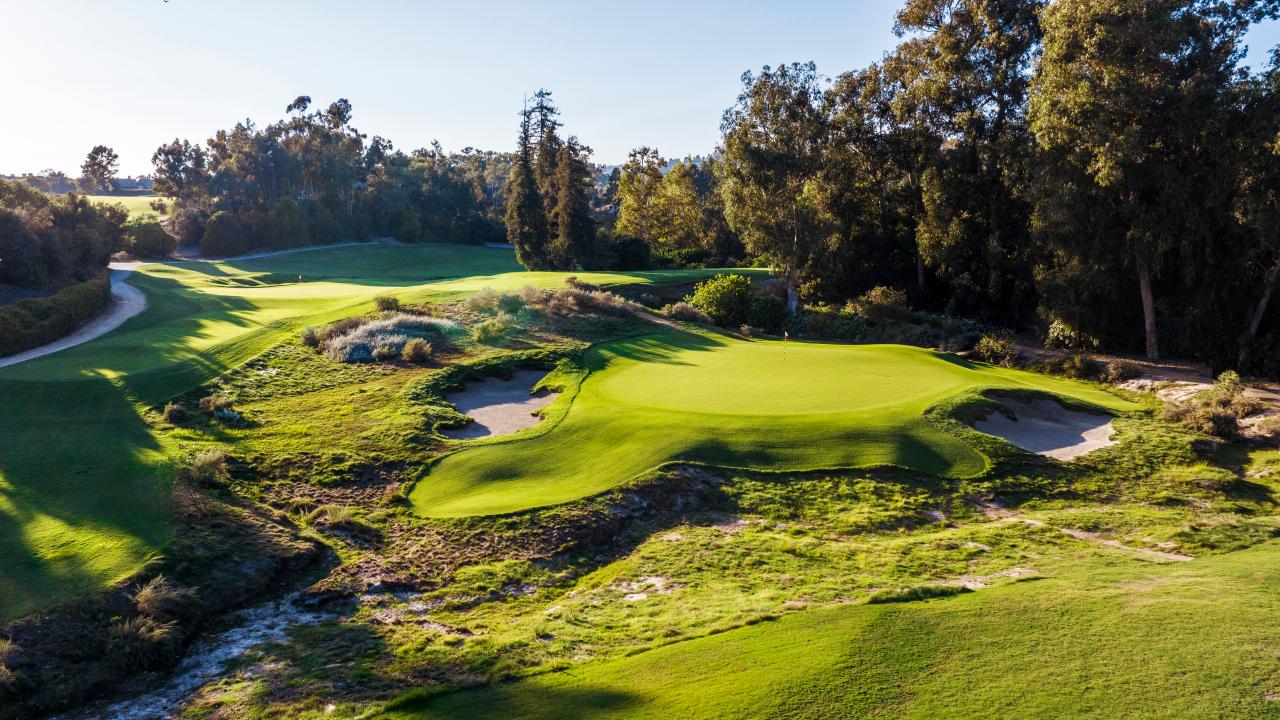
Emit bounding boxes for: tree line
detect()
[575,0,1280,375]
[149,96,511,256]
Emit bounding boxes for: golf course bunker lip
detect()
[972,395,1116,461]
[443,370,559,440]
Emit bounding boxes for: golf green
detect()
[411,332,1141,518]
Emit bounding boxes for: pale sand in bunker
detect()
[443,370,559,440]
[973,395,1116,460]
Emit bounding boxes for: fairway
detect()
[386,541,1280,720]
[0,243,741,621]
[85,193,166,219]
[411,332,1141,517]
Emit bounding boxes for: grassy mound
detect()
[411,332,1140,517]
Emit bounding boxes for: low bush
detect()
[1162,371,1261,438]
[471,315,514,344]
[108,616,182,671]
[662,301,712,324]
[161,402,189,425]
[121,218,176,258]
[466,287,501,312]
[974,332,1018,367]
[545,287,635,317]
[686,273,787,330]
[133,575,197,622]
[497,292,526,314]
[198,394,233,414]
[300,325,320,347]
[200,210,248,257]
[0,273,111,358]
[402,338,432,364]
[1044,318,1100,351]
[375,295,401,312]
[175,449,229,488]
[1101,361,1141,384]
[322,313,461,363]
[867,584,972,604]
[850,286,910,322]
[800,303,867,341]
[1031,353,1099,380]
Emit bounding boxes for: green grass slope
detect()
[387,540,1280,720]
[85,193,165,219]
[411,331,1141,517]
[0,243,739,621]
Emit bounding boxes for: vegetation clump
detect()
[314,313,461,363]
[120,217,175,258]
[1162,371,1261,438]
[375,294,401,312]
[687,273,786,330]
[402,338,433,364]
[161,402,189,425]
[175,449,229,488]
[974,332,1018,367]
[661,301,712,324]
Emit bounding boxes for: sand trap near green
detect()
[412,332,1141,518]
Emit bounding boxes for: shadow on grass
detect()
[391,685,640,719]
[592,329,727,367]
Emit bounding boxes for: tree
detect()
[550,138,596,269]
[886,0,1044,325]
[505,102,550,269]
[1029,0,1260,359]
[615,147,665,244]
[201,210,247,257]
[151,139,208,202]
[80,145,119,192]
[719,63,830,311]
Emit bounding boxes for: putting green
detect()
[411,332,1141,518]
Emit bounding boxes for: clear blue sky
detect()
[3,0,1278,177]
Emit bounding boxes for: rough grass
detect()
[383,541,1280,720]
[411,330,1141,517]
[0,244,744,621]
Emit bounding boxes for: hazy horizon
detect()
[4,0,1279,177]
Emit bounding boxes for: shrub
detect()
[402,338,432,364]
[662,301,712,324]
[161,402,189,425]
[322,313,461,363]
[546,287,635,317]
[1101,361,1141,384]
[133,575,197,621]
[974,332,1018,367]
[198,394,233,414]
[1032,353,1099,380]
[471,315,514,344]
[301,325,320,347]
[800,304,866,341]
[1163,370,1261,438]
[121,218,175,258]
[687,273,754,325]
[170,206,208,247]
[497,292,526,314]
[108,616,182,671]
[267,196,308,249]
[519,285,548,304]
[466,287,501,312]
[200,211,248,257]
[868,584,972,604]
[747,293,788,332]
[375,295,401,312]
[1044,318,1100,351]
[176,448,229,488]
[851,286,910,322]
[0,273,111,358]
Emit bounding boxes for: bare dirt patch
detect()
[442,370,559,440]
[973,396,1116,460]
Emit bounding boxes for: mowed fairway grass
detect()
[387,541,1280,720]
[0,242,740,621]
[85,193,166,219]
[411,332,1141,517]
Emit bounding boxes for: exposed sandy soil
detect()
[442,370,558,440]
[973,396,1116,461]
[0,267,147,369]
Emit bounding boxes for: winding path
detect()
[0,268,148,369]
[0,239,402,370]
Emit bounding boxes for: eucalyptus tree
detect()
[719,62,830,312]
[615,146,665,244]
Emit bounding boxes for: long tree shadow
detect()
[0,375,170,621]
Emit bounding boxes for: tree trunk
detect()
[786,277,800,314]
[916,250,925,290]
[1246,260,1280,339]
[1138,260,1159,360]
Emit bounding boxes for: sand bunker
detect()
[443,370,558,440]
[973,396,1116,461]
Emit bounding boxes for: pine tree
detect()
[505,103,549,269]
[551,138,596,269]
